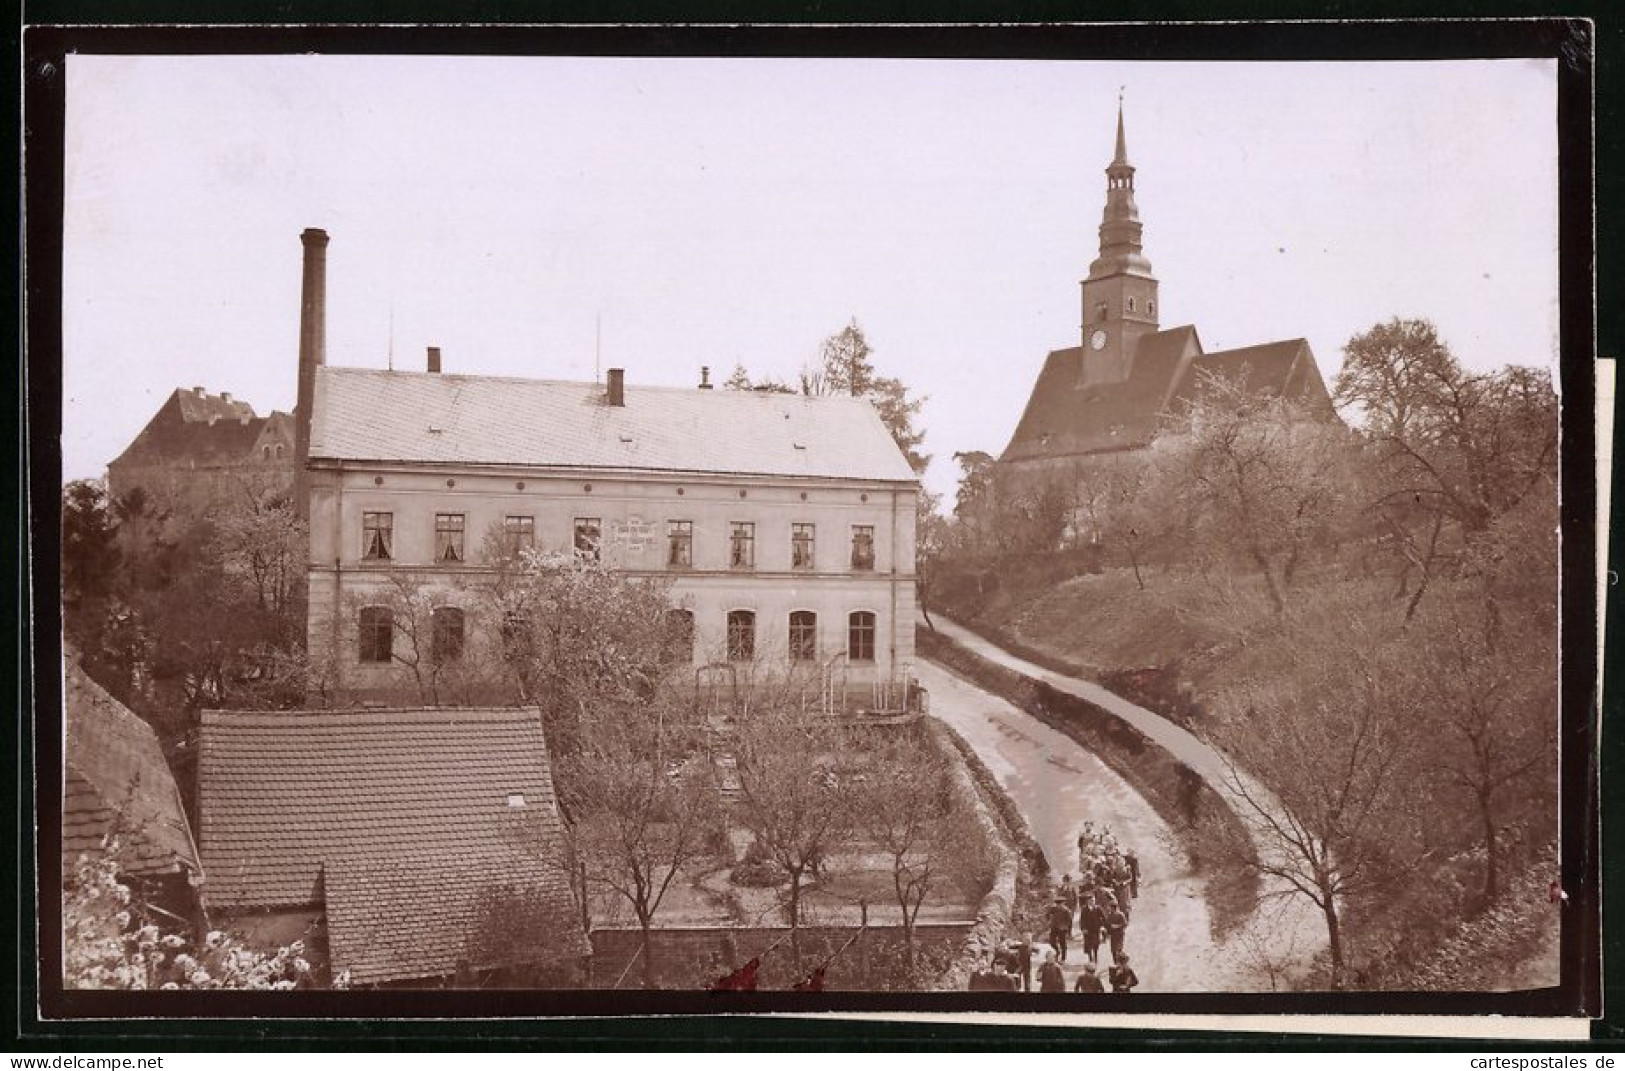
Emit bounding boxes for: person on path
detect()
[1038,951,1066,993]
[1013,933,1034,992]
[1106,903,1129,965]
[1077,897,1104,965]
[1059,874,1079,918]
[1108,955,1139,994]
[1110,856,1133,920]
[1046,899,1073,962]
[1125,849,1141,899]
[1073,961,1105,993]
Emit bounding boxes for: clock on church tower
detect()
[1079,99,1159,385]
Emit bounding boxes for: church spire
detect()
[1113,94,1130,168]
[1088,96,1152,281]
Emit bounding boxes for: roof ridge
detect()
[318,364,870,403]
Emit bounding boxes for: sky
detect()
[58,54,1559,502]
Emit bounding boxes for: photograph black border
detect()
[12,11,1612,1049]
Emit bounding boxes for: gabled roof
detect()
[1000,326,1201,463]
[111,388,288,470]
[63,658,200,879]
[309,367,918,483]
[1168,338,1333,413]
[197,707,587,985]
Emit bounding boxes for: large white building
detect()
[291,230,921,705]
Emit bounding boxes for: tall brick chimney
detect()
[427,346,442,374]
[293,228,329,521]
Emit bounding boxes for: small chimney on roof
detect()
[193,386,205,396]
[698,366,712,390]
[427,346,442,374]
[607,367,625,407]
[221,392,231,403]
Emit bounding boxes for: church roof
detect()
[1169,338,1332,413]
[1000,326,1200,463]
[309,366,918,483]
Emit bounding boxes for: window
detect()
[431,607,465,663]
[664,608,695,664]
[1148,300,1156,317]
[1095,301,1108,323]
[275,443,284,459]
[362,512,393,561]
[789,611,818,662]
[848,611,876,663]
[436,513,466,563]
[359,607,393,663]
[667,521,693,568]
[727,610,756,662]
[791,523,816,570]
[1127,297,1137,313]
[262,446,271,460]
[729,522,755,569]
[503,515,535,555]
[850,525,876,571]
[574,517,601,562]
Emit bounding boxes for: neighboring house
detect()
[63,653,202,926]
[106,386,294,516]
[1000,104,1333,486]
[287,230,922,707]
[196,706,590,987]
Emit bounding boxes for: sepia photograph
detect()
[27,21,1598,1031]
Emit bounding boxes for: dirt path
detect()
[923,615,1328,988]
[917,659,1222,992]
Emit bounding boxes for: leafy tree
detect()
[62,479,121,608]
[812,319,930,475]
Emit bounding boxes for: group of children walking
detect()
[968,823,1141,995]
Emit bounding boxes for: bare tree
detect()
[730,701,860,963]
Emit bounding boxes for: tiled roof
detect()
[63,659,200,879]
[197,707,587,985]
[309,367,919,483]
[111,388,287,469]
[1000,326,1201,463]
[173,388,257,425]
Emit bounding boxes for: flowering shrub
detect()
[63,837,316,990]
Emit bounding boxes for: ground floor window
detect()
[789,611,818,662]
[848,610,876,663]
[359,606,394,663]
[431,606,465,663]
[727,610,756,662]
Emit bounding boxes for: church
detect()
[999,105,1332,477]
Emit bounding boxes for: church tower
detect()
[1080,100,1159,384]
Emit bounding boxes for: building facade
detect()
[291,234,920,705]
[1000,104,1333,481]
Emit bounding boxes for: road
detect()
[920,614,1328,990]
[917,658,1223,992]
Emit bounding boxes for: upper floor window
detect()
[1095,301,1109,323]
[503,515,536,556]
[848,611,876,663]
[359,606,393,663]
[1127,297,1137,313]
[668,520,693,568]
[850,525,876,571]
[791,523,816,570]
[431,606,465,663]
[262,446,271,460]
[436,513,466,563]
[730,522,755,569]
[1147,300,1156,317]
[789,611,818,663]
[574,517,601,562]
[664,608,695,664]
[362,512,393,561]
[727,610,756,662]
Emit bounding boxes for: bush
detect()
[730,839,787,888]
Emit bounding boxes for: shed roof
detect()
[63,659,200,879]
[310,367,918,483]
[197,706,587,985]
